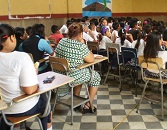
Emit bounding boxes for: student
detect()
[0,24,52,130]
[111,22,120,43]
[132,31,147,56]
[115,29,133,50]
[49,25,64,44]
[99,26,113,50]
[144,31,167,78]
[56,23,101,114]
[82,23,94,43]
[26,26,32,37]
[88,22,99,41]
[14,27,28,51]
[59,20,72,35]
[127,19,139,40]
[19,23,55,74]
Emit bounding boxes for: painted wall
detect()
[1,0,167,36]
[1,0,167,18]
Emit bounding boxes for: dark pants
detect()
[0,94,51,130]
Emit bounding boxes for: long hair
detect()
[135,31,146,50]
[118,29,126,46]
[144,31,161,61]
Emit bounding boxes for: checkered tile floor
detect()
[25,77,167,130]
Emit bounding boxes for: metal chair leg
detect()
[161,83,164,120]
[136,80,149,113]
[103,67,111,85]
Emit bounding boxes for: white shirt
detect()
[91,30,99,41]
[111,30,118,42]
[0,51,39,114]
[83,32,94,43]
[115,38,132,51]
[100,36,113,50]
[132,39,145,56]
[158,51,167,69]
[59,24,68,34]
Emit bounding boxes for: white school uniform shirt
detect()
[0,51,39,114]
[111,30,118,42]
[83,32,94,43]
[115,37,132,51]
[100,36,113,50]
[91,30,99,41]
[132,39,145,56]
[59,24,68,34]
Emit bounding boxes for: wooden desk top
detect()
[13,71,74,103]
[0,100,8,110]
[77,56,108,69]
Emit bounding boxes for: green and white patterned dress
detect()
[56,38,101,88]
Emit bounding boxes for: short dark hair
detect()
[51,25,59,33]
[14,27,25,40]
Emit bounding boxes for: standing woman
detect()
[0,24,52,130]
[56,23,101,113]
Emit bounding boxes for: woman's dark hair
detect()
[31,23,45,39]
[118,29,126,46]
[14,27,24,40]
[135,31,146,50]
[68,23,83,39]
[144,31,161,61]
[0,24,15,50]
[51,25,59,34]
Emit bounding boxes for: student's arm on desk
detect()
[84,52,94,63]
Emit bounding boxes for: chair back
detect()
[49,56,70,73]
[121,47,138,66]
[87,41,99,54]
[138,56,163,70]
[106,43,120,65]
[106,43,120,54]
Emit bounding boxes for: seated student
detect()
[19,23,55,74]
[132,31,147,56]
[82,23,94,43]
[127,19,139,41]
[88,22,99,41]
[26,26,32,38]
[59,20,72,36]
[115,29,133,50]
[143,31,167,79]
[99,26,113,73]
[0,24,52,130]
[56,23,101,114]
[14,27,28,51]
[111,22,121,43]
[49,25,64,44]
[99,26,113,50]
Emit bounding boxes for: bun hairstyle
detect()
[68,23,83,39]
[0,24,15,50]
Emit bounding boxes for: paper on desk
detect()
[94,54,103,58]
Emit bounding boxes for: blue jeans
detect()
[0,94,51,130]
